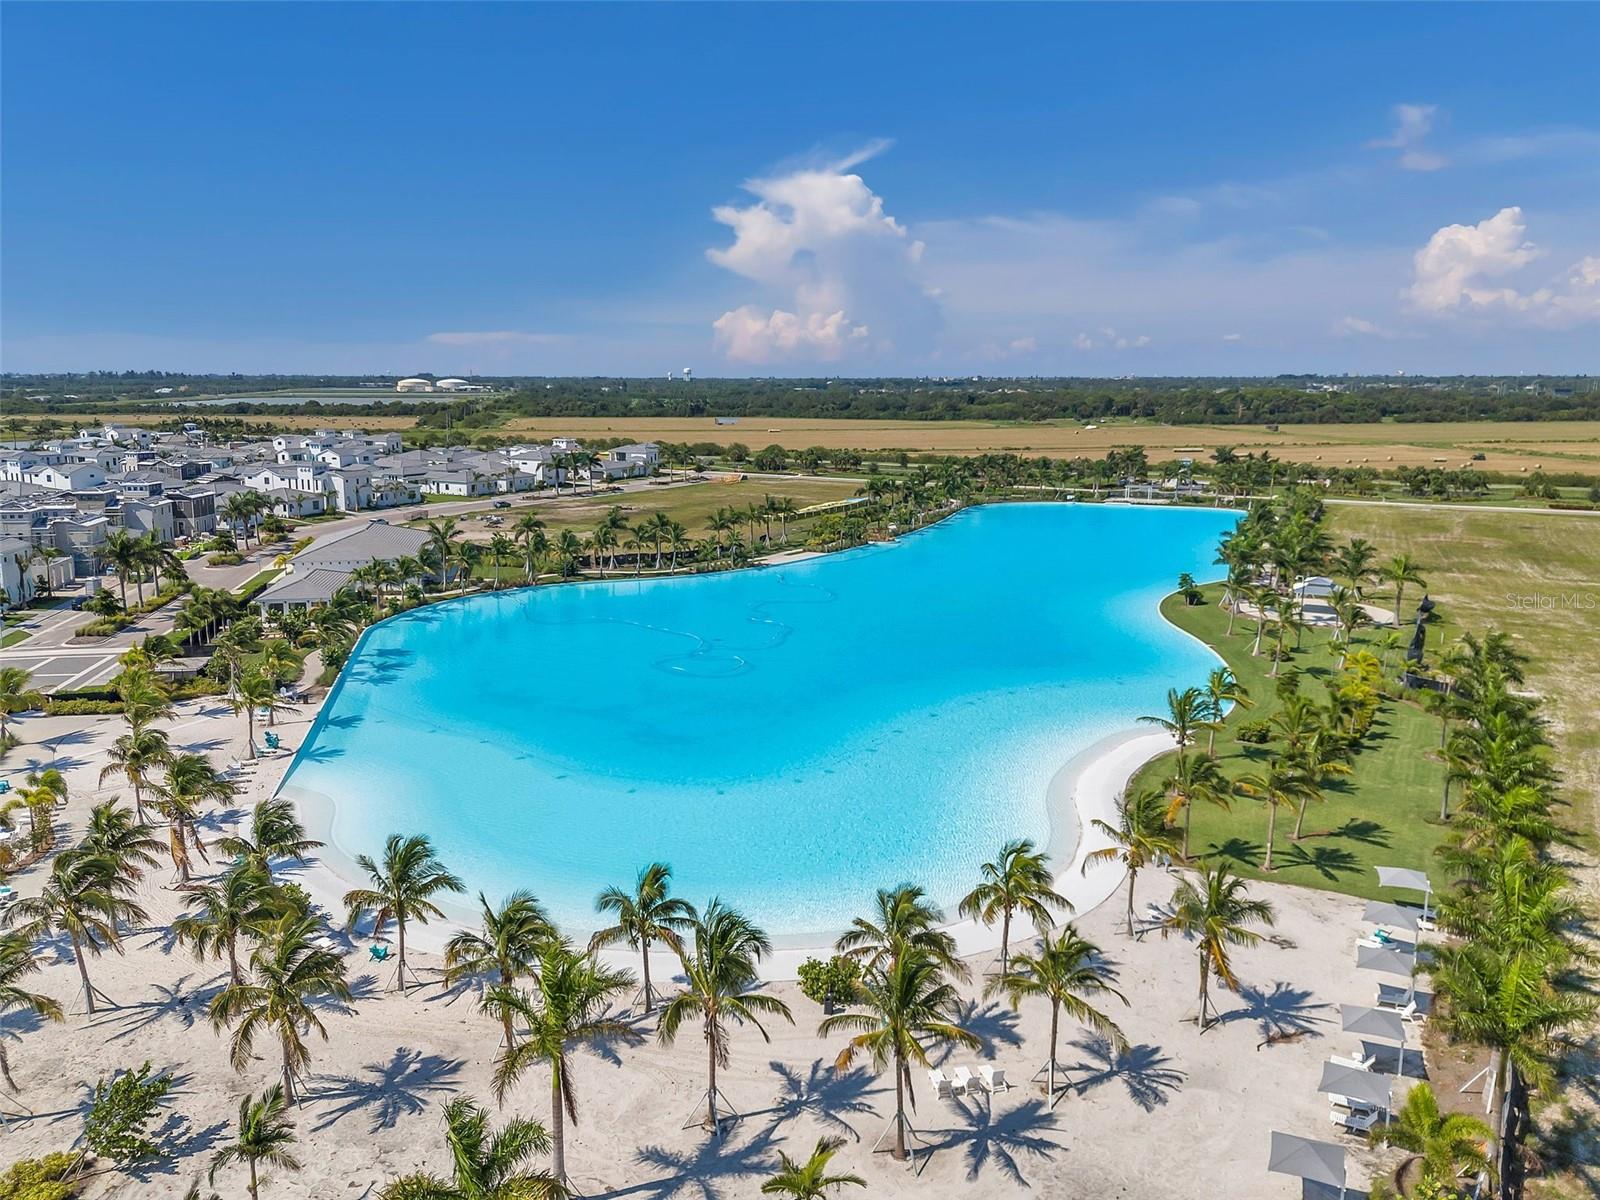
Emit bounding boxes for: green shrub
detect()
[207,552,245,566]
[73,617,130,638]
[44,699,123,716]
[0,1152,80,1200]
[83,1061,174,1165]
[1236,719,1273,745]
[797,955,861,1012]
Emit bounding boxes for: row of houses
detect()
[1,421,660,606]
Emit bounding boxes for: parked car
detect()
[492,500,512,509]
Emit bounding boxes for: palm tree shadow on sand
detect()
[1216,981,1331,1042]
[601,1121,782,1200]
[755,1059,881,1139]
[929,1096,1061,1186]
[307,1046,464,1132]
[1061,1033,1187,1111]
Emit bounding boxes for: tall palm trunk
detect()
[1124,868,1139,937]
[999,907,1013,977]
[706,1029,719,1131]
[550,1070,567,1182]
[281,1029,297,1103]
[1292,797,1310,840]
[248,1159,260,1200]
[639,938,654,1014]
[892,1046,907,1160]
[1264,802,1278,870]
[1197,956,1211,1030]
[396,918,407,990]
[1046,1001,1060,1099]
[71,931,97,1014]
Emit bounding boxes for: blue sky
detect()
[3,3,1597,376]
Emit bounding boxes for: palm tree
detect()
[1082,787,1180,936]
[445,891,553,1047]
[175,862,280,985]
[1161,865,1276,1031]
[0,666,42,743]
[760,1136,866,1198]
[7,848,148,1014]
[343,834,465,990]
[486,533,516,589]
[553,530,585,578]
[1332,537,1378,598]
[1162,752,1230,861]
[959,838,1068,977]
[486,942,635,1185]
[1139,686,1210,762]
[835,883,965,978]
[1368,1081,1493,1197]
[769,497,799,545]
[1233,758,1319,871]
[154,752,234,882]
[81,799,163,883]
[209,914,352,1103]
[1200,668,1251,757]
[217,796,324,872]
[0,930,63,1089]
[656,899,793,1133]
[103,528,142,609]
[9,768,67,851]
[589,863,693,1014]
[209,1084,301,1200]
[820,948,979,1161]
[1379,554,1427,626]
[425,518,463,587]
[991,926,1127,1106]
[378,1096,559,1200]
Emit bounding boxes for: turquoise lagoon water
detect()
[280,503,1238,937]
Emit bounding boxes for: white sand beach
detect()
[0,697,1410,1198]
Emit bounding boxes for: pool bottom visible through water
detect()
[280,503,1238,938]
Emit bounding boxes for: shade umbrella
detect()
[1267,1130,1346,1190]
[1374,866,1433,921]
[1341,1003,1412,1074]
[1317,1061,1394,1113]
[1362,900,1420,935]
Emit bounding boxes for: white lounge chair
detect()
[951,1066,976,1095]
[1330,1050,1376,1071]
[979,1065,1009,1094]
[1329,1105,1382,1134]
[927,1069,955,1100]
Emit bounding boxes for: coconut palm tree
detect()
[760,1136,865,1198]
[834,883,965,978]
[1161,864,1276,1031]
[445,891,554,1047]
[1139,686,1211,762]
[1234,758,1320,872]
[1162,752,1230,862]
[102,528,142,610]
[486,942,635,1185]
[513,516,547,581]
[378,1096,559,1200]
[1379,554,1428,627]
[0,666,42,743]
[0,930,63,1089]
[343,834,465,990]
[217,797,324,873]
[1200,668,1251,757]
[154,752,234,882]
[656,899,793,1133]
[589,863,694,1014]
[174,862,280,986]
[1332,537,1378,598]
[819,948,979,1161]
[6,848,148,1015]
[81,799,163,883]
[959,838,1069,977]
[100,723,172,826]
[552,530,585,578]
[485,533,516,589]
[208,913,352,1103]
[424,518,463,587]
[991,926,1128,1106]
[1368,1081,1493,1197]
[209,1084,301,1200]
[1082,787,1180,936]
[7,768,67,852]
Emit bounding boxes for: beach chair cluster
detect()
[927,1065,1008,1100]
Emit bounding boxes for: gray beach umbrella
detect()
[1316,1061,1394,1112]
[1363,900,1420,934]
[1267,1130,1346,1189]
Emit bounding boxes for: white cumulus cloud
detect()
[1369,103,1447,171]
[1406,206,1598,326]
[707,144,939,363]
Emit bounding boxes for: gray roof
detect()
[254,568,353,606]
[295,520,429,568]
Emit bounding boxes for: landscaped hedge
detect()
[74,617,131,638]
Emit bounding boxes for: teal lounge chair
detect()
[369,944,391,962]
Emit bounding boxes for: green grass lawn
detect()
[1,629,30,648]
[1128,585,1448,902]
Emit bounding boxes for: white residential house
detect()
[29,462,107,491]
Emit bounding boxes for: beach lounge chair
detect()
[979,1065,1009,1094]
[312,935,338,952]
[927,1069,955,1100]
[951,1066,977,1095]
[369,944,392,962]
[0,780,9,794]
[264,732,281,751]
[1330,1050,1375,1071]
[1329,1105,1382,1134]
